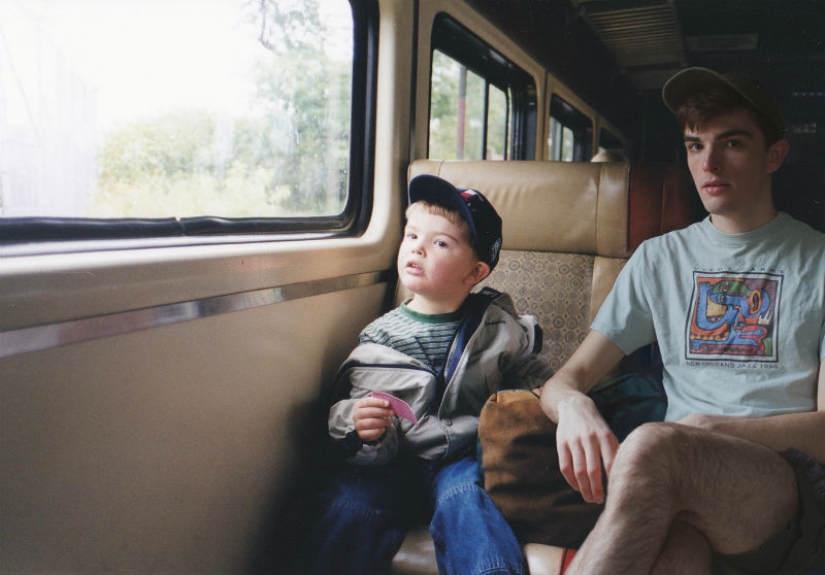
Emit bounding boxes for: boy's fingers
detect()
[359,396,390,409]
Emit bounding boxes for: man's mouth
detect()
[702,179,728,194]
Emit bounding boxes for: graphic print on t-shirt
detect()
[686,271,782,362]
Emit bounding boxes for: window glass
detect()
[599,128,623,151]
[430,50,508,161]
[547,95,592,161]
[486,86,508,160]
[0,0,354,220]
[429,15,535,161]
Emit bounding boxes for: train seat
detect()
[392,158,696,574]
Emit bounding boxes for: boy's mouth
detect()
[404,260,423,273]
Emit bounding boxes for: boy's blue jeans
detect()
[306,454,527,575]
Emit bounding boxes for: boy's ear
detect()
[465,261,491,286]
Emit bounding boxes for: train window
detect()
[547,95,593,162]
[599,128,624,152]
[428,15,536,161]
[429,51,509,160]
[0,0,374,244]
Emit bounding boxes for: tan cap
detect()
[662,67,784,135]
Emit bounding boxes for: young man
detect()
[540,67,825,573]
[306,175,551,574]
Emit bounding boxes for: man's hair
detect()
[676,85,783,148]
[405,201,477,257]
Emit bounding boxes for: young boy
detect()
[306,174,551,574]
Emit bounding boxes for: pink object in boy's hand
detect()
[370,391,419,426]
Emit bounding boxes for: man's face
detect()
[683,108,787,231]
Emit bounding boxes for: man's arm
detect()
[540,330,625,503]
[679,358,825,463]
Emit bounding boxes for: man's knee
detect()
[616,422,686,466]
[609,423,690,493]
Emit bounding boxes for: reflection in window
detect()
[0,0,353,219]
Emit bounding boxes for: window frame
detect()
[548,94,593,162]
[429,14,537,161]
[0,0,378,248]
[598,128,624,153]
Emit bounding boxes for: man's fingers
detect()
[600,432,620,477]
[558,444,580,494]
[560,434,617,504]
[572,447,596,502]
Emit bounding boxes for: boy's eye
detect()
[435,240,448,248]
[686,142,702,152]
[725,139,742,148]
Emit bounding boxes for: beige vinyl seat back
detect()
[406,159,695,373]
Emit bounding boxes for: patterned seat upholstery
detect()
[393,159,696,575]
[483,249,596,373]
[406,159,695,373]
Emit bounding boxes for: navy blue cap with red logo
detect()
[408,174,503,270]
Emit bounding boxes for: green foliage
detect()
[428,50,509,161]
[98,110,218,185]
[248,0,349,213]
[93,0,351,219]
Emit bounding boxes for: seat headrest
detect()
[408,159,633,258]
[408,159,695,258]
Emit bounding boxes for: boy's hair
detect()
[662,67,784,148]
[406,201,475,255]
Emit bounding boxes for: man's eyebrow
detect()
[684,129,754,143]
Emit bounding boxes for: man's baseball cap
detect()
[408,174,503,270]
[662,67,784,136]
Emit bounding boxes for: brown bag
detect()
[478,389,603,548]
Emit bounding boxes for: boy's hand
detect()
[353,396,393,441]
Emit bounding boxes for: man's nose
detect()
[702,146,721,172]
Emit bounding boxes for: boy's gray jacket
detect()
[327,290,552,465]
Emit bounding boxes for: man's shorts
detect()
[713,448,825,574]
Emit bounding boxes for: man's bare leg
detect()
[567,422,798,575]
[651,520,712,575]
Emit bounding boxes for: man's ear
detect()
[465,261,491,286]
[766,139,790,174]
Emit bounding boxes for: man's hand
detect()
[352,396,393,441]
[556,394,619,504]
[540,330,626,502]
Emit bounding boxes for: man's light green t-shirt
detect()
[592,213,825,421]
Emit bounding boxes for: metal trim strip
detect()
[0,270,390,360]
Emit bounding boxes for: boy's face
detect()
[398,204,489,309]
[683,108,788,232]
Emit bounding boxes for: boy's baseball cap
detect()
[661,67,784,135]
[408,174,503,270]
